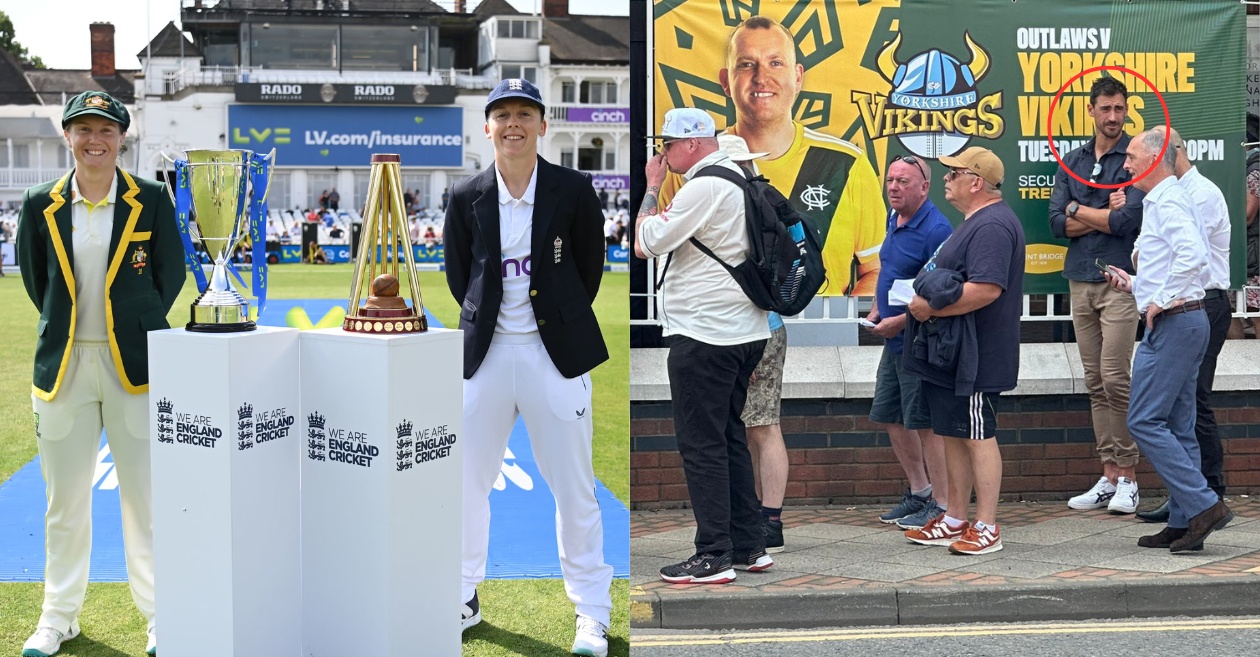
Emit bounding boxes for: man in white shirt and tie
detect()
[1105,128,1231,553]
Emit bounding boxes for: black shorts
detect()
[919,381,998,440]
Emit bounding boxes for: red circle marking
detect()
[1046,65,1170,190]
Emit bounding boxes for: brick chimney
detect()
[90,22,116,78]
[454,0,465,12]
[543,0,568,18]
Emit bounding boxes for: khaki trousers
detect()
[1070,280,1141,468]
[31,342,155,633]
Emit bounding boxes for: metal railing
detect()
[630,258,1260,327]
[0,168,69,190]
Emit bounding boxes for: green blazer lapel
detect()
[33,170,77,402]
[107,167,143,260]
[44,171,76,301]
[105,167,148,394]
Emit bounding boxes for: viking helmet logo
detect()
[873,32,995,158]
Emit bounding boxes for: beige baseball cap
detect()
[939,146,1004,188]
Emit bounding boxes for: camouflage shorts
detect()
[741,325,787,427]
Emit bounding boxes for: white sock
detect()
[943,515,966,529]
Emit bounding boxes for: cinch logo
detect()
[590,110,627,123]
[502,255,531,278]
[261,84,302,95]
[852,32,1005,158]
[355,85,395,96]
[232,127,292,145]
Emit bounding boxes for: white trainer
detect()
[21,621,80,657]
[1108,477,1139,514]
[146,625,157,655]
[461,590,482,632]
[1068,476,1116,510]
[571,615,609,657]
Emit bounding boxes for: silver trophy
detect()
[166,149,274,332]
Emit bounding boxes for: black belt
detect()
[1204,288,1228,300]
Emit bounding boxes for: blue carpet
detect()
[0,299,628,581]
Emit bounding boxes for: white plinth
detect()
[299,327,463,657]
[149,326,302,657]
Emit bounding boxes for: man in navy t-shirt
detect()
[902,147,1025,557]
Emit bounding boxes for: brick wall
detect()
[630,392,1260,509]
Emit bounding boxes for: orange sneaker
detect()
[949,524,1003,555]
[904,515,969,546]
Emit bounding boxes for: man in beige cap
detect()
[900,146,1026,556]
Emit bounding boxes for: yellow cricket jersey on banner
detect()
[658,123,886,296]
[735,123,886,296]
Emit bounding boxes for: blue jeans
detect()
[1127,309,1213,529]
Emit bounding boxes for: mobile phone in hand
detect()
[1094,258,1112,275]
[859,318,877,329]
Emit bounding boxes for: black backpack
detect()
[659,164,826,316]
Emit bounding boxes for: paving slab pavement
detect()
[630,497,1260,630]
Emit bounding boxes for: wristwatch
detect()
[1067,201,1080,218]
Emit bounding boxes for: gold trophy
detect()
[343,154,428,333]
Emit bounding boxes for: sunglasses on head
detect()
[892,154,928,180]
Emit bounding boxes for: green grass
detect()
[0,265,629,656]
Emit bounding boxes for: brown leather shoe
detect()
[1169,500,1232,553]
[1137,526,1191,549]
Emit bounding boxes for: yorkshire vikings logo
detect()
[853,33,1005,159]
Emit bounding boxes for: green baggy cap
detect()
[62,91,130,132]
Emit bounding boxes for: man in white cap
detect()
[635,108,773,584]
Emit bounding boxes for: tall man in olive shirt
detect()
[1048,76,1146,515]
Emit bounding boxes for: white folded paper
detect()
[889,278,916,306]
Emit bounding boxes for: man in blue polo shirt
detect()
[865,155,953,530]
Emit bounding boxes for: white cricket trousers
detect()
[461,332,613,626]
[31,341,155,633]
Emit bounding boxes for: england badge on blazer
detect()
[554,237,562,264]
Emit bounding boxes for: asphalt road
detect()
[631,617,1260,656]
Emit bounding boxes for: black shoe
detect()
[461,590,481,631]
[1170,500,1233,553]
[763,518,784,554]
[659,552,735,584]
[1136,499,1170,523]
[732,548,774,572]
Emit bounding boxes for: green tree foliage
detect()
[0,11,45,69]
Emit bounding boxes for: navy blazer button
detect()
[530,290,538,297]
[537,319,545,326]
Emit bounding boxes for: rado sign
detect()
[234,83,456,105]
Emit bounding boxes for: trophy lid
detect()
[370,154,401,163]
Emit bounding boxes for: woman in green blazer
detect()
[16,91,185,657]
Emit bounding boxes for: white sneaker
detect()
[1108,477,1139,514]
[461,590,481,632]
[21,621,80,657]
[146,625,157,655]
[1068,476,1116,510]
[571,615,609,657]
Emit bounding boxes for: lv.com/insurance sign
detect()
[227,105,463,167]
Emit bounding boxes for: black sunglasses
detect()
[1089,162,1103,183]
[892,154,929,181]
